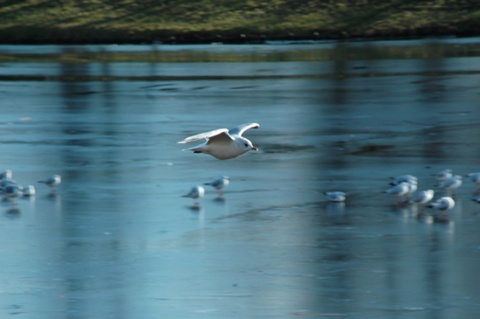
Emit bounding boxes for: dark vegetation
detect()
[1,0,479,44]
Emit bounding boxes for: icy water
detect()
[1,38,480,318]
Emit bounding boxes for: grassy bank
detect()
[1,0,480,44]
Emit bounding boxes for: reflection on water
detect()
[1,38,480,318]
[2,38,480,81]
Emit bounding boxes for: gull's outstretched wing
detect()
[178,128,230,144]
[228,123,260,136]
[207,131,235,144]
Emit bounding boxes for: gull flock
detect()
[1,122,257,207]
[3,121,480,220]
[0,169,62,201]
[324,169,480,222]
[177,122,480,218]
[182,176,230,206]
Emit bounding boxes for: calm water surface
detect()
[1,38,480,318]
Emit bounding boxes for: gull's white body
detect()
[433,169,452,181]
[385,182,410,196]
[323,191,346,202]
[427,196,455,211]
[466,172,480,183]
[437,175,462,193]
[385,182,410,203]
[22,185,36,197]
[410,189,435,205]
[405,180,418,199]
[178,123,260,160]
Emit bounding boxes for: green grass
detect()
[1,0,479,44]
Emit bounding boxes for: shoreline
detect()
[1,29,478,45]
[1,0,479,45]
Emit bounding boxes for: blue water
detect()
[1,38,480,318]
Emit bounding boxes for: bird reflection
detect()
[326,202,346,214]
[45,192,61,201]
[4,207,21,218]
[188,205,205,225]
[188,205,204,212]
[213,196,227,203]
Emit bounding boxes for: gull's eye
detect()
[244,142,249,147]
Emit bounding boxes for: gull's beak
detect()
[252,146,258,151]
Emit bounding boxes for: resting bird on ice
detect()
[436,175,462,196]
[38,174,62,192]
[0,169,13,180]
[425,196,455,223]
[433,169,452,181]
[2,184,22,200]
[178,123,259,160]
[427,196,455,216]
[389,175,418,200]
[410,189,434,209]
[323,191,346,202]
[0,178,16,188]
[22,185,36,197]
[389,174,417,186]
[182,186,205,206]
[204,176,230,198]
[384,182,410,204]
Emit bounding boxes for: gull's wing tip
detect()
[229,122,261,136]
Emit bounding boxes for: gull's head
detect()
[238,137,257,152]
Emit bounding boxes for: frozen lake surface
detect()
[1,38,480,318]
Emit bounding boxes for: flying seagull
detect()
[178,123,260,160]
